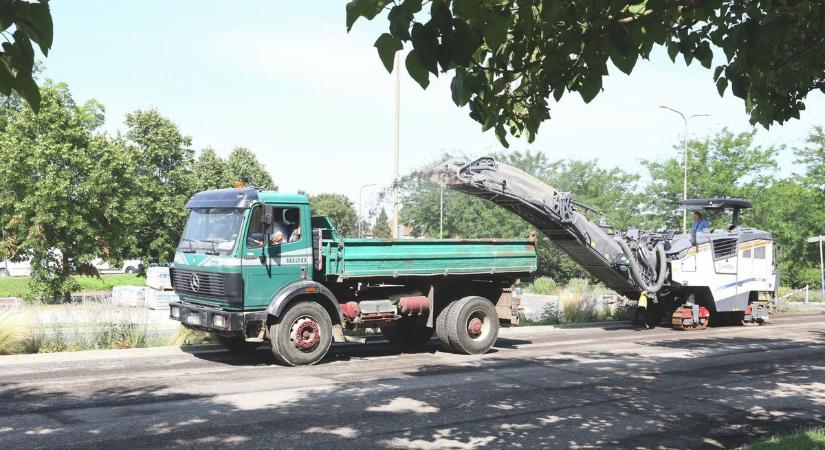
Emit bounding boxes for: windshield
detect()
[179,208,245,253]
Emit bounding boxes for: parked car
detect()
[0,257,32,277]
[91,258,143,274]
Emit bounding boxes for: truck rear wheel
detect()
[445,296,499,355]
[213,334,261,353]
[269,301,333,366]
[381,316,434,347]
[436,302,455,350]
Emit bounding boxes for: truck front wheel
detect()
[269,301,333,366]
[381,316,434,348]
[445,296,499,355]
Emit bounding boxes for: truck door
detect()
[242,204,312,309]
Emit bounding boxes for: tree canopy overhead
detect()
[347,0,825,146]
[0,0,53,111]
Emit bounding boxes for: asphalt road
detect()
[2,314,824,449]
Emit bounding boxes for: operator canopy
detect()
[677,198,752,210]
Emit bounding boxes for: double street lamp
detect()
[358,183,377,238]
[659,106,710,233]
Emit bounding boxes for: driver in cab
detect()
[268,209,300,245]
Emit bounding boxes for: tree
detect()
[227,147,276,190]
[641,129,778,229]
[347,1,825,146]
[0,83,133,300]
[309,193,358,237]
[192,148,234,192]
[797,126,825,191]
[123,109,194,264]
[372,209,392,238]
[756,179,825,288]
[0,0,53,111]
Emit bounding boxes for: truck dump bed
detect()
[322,238,537,280]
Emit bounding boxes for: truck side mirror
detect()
[690,227,697,246]
[261,205,275,227]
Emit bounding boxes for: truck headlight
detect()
[171,306,180,318]
[213,315,226,328]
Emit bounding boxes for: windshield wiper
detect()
[179,238,196,253]
[200,239,221,255]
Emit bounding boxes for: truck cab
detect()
[169,186,536,366]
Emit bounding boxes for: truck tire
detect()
[381,316,434,347]
[213,334,261,353]
[445,296,499,355]
[0,269,8,277]
[269,301,333,366]
[435,302,455,351]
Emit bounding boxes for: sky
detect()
[43,1,824,218]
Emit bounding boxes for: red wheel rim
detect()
[290,317,320,352]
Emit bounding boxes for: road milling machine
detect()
[434,157,778,330]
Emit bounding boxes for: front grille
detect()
[171,269,227,298]
[712,238,738,259]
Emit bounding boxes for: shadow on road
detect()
[2,332,825,449]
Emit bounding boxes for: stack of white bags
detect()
[112,267,178,310]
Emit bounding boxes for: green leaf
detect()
[374,33,403,73]
[9,29,34,73]
[482,12,508,50]
[12,71,40,111]
[0,59,13,96]
[410,23,439,74]
[346,0,382,32]
[11,0,53,55]
[611,51,638,75]
[716,77,728,96]
[388,5,411,40]
[450,71,464,106]
[694,42,713,69]
[627,1,648,15]
[494,124,509,148]
[713,65,724,81]
[405,50,430,89]
[666,43,679,62]
[449,21,478,66]
[578,76,602,103]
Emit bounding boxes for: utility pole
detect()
[392,51,401,239]
[659,106,709,233]
[358,183,376,238]
[808,235,825,297]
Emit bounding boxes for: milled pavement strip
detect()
[0,312,822,450]
[6,324,823,449]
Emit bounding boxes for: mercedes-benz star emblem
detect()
[190,273,200,293]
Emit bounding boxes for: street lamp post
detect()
[808,235,825,298]
[391,51,401,239]
[659,106,710,233]
[358,183,376,238]
[439,186,444,239]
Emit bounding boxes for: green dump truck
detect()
[169,187,537,365]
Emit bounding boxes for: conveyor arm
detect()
[433,157,666,298]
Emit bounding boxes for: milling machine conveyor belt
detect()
[434,157,640,298]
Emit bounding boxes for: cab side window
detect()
[246,206,302,248]
[246,206,264,249]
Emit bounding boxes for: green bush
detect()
[527,277,557,294]
[0,309,21,355]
